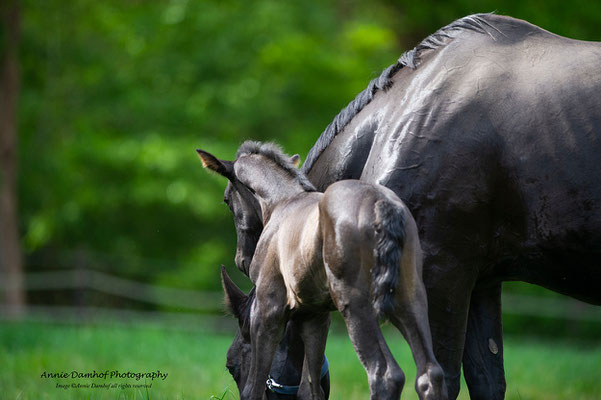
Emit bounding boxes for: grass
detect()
[1,320,600,399]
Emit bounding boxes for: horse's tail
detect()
[372,199,405,321]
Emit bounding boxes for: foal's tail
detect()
[372,199,405,321]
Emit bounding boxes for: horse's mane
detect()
[301,13,496,174]
[237,141,317,192]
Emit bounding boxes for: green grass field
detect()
[1,320,600,399]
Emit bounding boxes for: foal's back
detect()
[319,180,412,249]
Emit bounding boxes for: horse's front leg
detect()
[421,253,475,400]
[242,282,288,400]
[297,312,330,400]
[462,281,506,400]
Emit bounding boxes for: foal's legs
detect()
[242,279,288,400]
[389,225,447,400]
[297,312,330,400]
[336,291,405,399]
[321,209,403,399]
[390,284,447,400]
[326,267,405,400]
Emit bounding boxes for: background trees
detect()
[1,0,24,316]
[6,0,601,334]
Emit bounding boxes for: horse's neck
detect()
[305,113,380,190]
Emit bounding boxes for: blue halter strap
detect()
[266,356,329,396]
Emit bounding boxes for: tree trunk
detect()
[0,0,24,317]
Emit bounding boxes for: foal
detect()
[198,141,446,400]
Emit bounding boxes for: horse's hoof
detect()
[416,364,447,400]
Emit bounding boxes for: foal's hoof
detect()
[416,364,448,400]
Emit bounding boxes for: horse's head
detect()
[220,265,253,391]
[196,144,301,275]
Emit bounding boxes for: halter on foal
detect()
[198,141,446,400]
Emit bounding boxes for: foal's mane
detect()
[237,141,317,192]
[301,13,496,174]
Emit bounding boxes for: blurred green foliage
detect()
[17,0,601,302]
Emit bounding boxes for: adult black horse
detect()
[222,13,601,399]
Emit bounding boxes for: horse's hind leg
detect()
[330,284,405,399]
[322,211,403,399]
[297,312,330,400]
[389,233,447,400]
[390,288,447,400]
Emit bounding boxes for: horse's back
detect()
[361,15,600,241]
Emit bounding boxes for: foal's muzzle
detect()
[235,253,251,276]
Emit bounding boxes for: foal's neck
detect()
[253,178,307,223]
[237,151,316,224]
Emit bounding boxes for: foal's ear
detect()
[221,265,248,320]
[290,154,301,168]
[196,149,234,180]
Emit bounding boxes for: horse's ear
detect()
[290,154,301,168]
[196,149,234,180]
[221,265,248,320]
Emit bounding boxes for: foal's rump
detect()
[372,198,405,319]
[319,180,418,319]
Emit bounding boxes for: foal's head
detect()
[197,141,309,275]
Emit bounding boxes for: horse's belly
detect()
[500,241,601,305]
